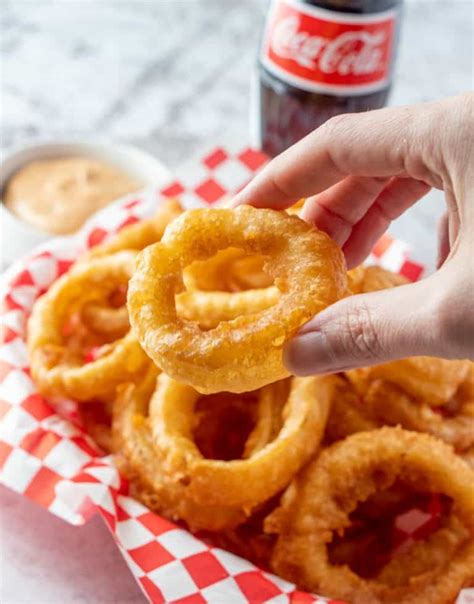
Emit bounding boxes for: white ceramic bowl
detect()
[0,140,172,266]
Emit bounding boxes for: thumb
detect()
[284,275,447,375]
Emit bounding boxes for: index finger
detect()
[232,104,418,210]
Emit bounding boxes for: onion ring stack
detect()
[26,204,474,604]
[112,366,249,531]
[113,371,332,531]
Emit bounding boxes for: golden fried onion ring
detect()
[28,251,149,401]
[148,373,332,509]
[266,427,474,604]
[175,287,279,330]
[324,375,378,443]
[81,286,279,337]
[227,254,274,291]
[243,378,289,458]
[347,358,471,407]
[365,376,474,453]
[113,371,305,531]
[184,248,243,292]
[81,302,129,339]
[80,198,182,338]
[347,265,409,294]
[128,206,346,393]
[325,368,474,453]
[112,366,247,531]
[184,248,273,293]
[376,516,470,588]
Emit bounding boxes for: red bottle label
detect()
[261,0,398,95]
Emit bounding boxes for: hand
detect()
[233,93,474,375]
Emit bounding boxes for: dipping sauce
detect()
[3,157,140,235]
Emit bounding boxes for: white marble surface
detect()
[0,1,473,603]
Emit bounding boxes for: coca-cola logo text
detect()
[271,15,386,76]
[262,0,397,93]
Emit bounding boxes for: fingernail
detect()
[283,330,339,376]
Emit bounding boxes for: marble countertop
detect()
[1,1,472,603]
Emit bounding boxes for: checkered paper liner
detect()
[0,146,471,604]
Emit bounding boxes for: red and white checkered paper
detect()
[0,146,470,604]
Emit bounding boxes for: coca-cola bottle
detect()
[256,0,402,156]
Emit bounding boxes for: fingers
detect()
[300,177,431,263]
[300,176,389,247]
[232,104,423,210]
[283,274,449,375]
[341,177,431,268]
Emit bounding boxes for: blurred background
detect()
[1,0,473,271]
[0,2,473,603]
[2,1,472,164]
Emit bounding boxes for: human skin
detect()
[233,93,474,375]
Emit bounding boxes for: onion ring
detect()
[112,368,252,531]
[149,373,331,509]
[326,367,474,452]
[28,251,149,401]
[175,287,279,330]
[128,206,346,393]
[376,516,470,588]
[184,248,273,293]
[347,265,409,294]
[183,247,246,292]
[243,378,289,458]
[81,286,280,337]
[266,427,474,604]
[81,302,130,339]
[324,375,378,443]
[191,392,259,461]
[461,447,474,469]
[365,376,474,453]
[113,371,304,532]
[347,357,471,406]
[227,254,274,291]
[87,197,182,258]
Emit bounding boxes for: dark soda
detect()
[256,0,402,156]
